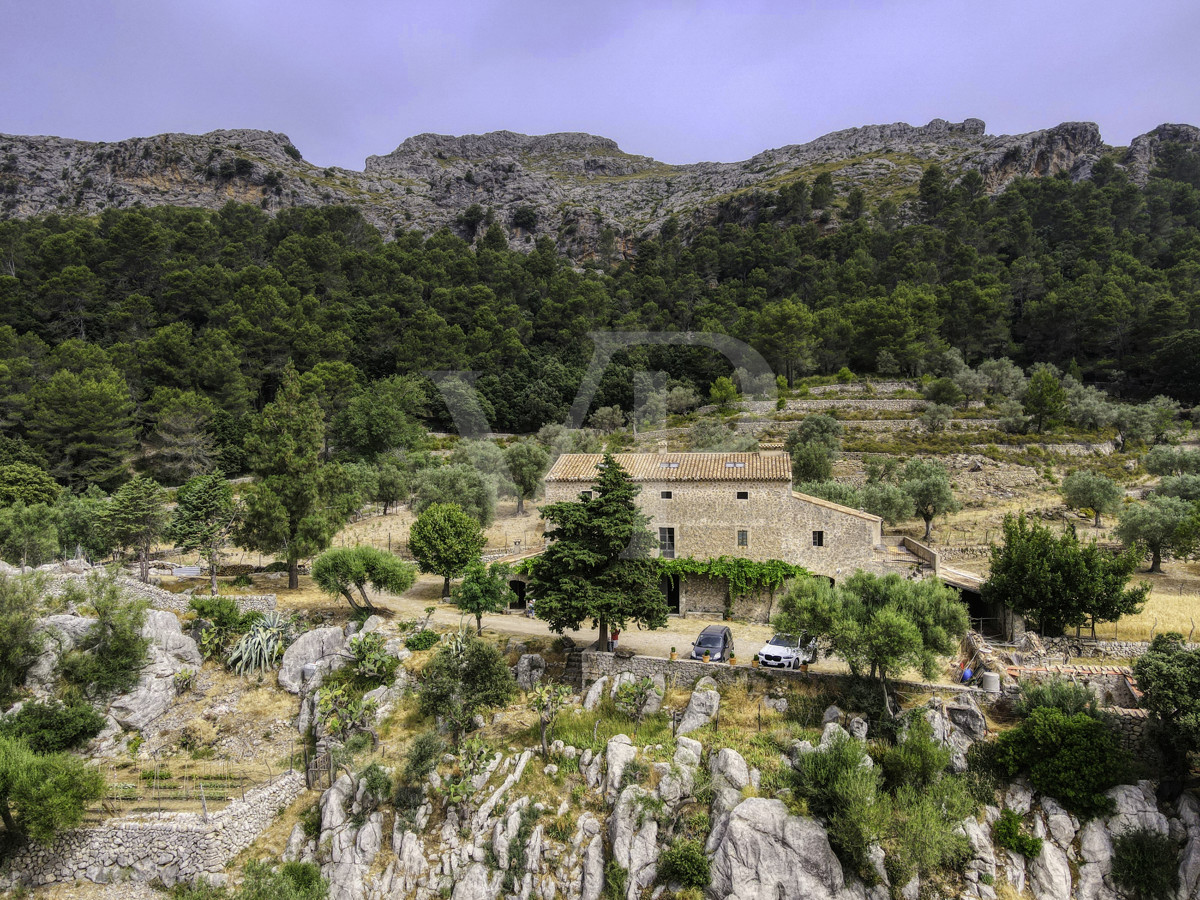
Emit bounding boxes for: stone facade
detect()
[1043,636,1200,660]
[0,771,306,888]
[544,453,884,615]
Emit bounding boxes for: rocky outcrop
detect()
[515,653,545,691]
[677,687,720,735]
[278,626,350,694]
[706,797,845,900]
[1123,123,1200,185]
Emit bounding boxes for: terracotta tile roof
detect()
[545,452,791,483]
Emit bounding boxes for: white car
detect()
[756,632,817,669]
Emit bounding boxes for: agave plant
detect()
[227,612,292,676]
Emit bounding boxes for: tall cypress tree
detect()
[527,453,666,648]
[236,363,342,589]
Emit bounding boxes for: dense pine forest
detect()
[1,150,1199,494]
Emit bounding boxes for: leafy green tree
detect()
[169,472,238,595]
[237,364,344,589]
[1132,633,1200,776]
[1158,475,1200,502]
[312,545,416,610]
[375,461,407,515]
[526,453,666,648]
[790,442,833,482]
[505,441,549,515]
[0,735,105,843]
[0,501,59,568]
[140,391,217,485]
[1061,470,1123,527]
[919,403,953,433]
[983,513,1149,635]
[1116,495,1199,573]
[588,405,625,434]
[0,462,60,506]
[775,572,967,681]
[860,482,912,525]
[412,464,496,527]
[408,502,486,597]
[452,560,515,635]
[55,486,113,560]
[810,172,835,209]
[708,376,739,410]
[0,574,45,706]
[900,458,960,540]
[101,474,167,582]
[0,700,107,753]
[1022,367,1067,434]
[512,205,538,231]
[786,414,843,455]
[924,377,965,407]
[331,375,426,460]
[994,707,1129,818]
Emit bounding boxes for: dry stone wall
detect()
[46,575,276,615]
[0,772,306,888]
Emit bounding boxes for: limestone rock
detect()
[677,689,719,735]
[582,676,608,711]
[451,862,502,900]
[279,626,349,694]
[608,786,659,900]
[1028,840,1072,900]
[945,693,988,741]
[1106,782,1169,837]
[604,735,637,804]
[707,798,845,900]
[516,654,545,691]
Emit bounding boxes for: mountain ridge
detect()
[2,117,1197,258]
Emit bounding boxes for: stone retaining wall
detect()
[1043,636,1199,661]
[580,650,978,697]
[1006,663,1139,708]
[1101,707,1157,762]
[1,771,307,888]
[48,575,276,615]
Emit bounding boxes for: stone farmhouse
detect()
[539,451,925,620]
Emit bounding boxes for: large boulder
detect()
[279,626,350,694]
[945,693,988,741]
[706,798,845,900]
[1028,840,1072,900]
[677,689,720,735]
[515,654,545,691]
[107,610,202,731]
[1106,782,1169,838]
[604,735,638,804]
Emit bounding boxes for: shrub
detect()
[658,838,711,888]
[402,731,444,784]
[180,718,217,751]
[1111,827,1179,900]
[316,686,377,742]
[299,802,322,840]
[417,634,516,733]
[239,859,327,900]
[0,700,106,753]
[992,809,1043,858]
[0,574,44,706]
[59,580,150,698]
[994,707,1130,818]
[792,735,884,878]
[189,596,251,633]
[174,667,197,694]
[357,762,391,815]
[884,779,974,886]
[602,861,628,900]
[349,632,399,686]
[404,629,439,651]
[1014,677,1100,719]
[878,715,950,791]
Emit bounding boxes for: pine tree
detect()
[101,474,167,582]
[526,453,666,648]
[169,472,238,595]
[29,369,135,490]
[236,363,342,589]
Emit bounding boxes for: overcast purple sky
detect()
[4,0,1199,169]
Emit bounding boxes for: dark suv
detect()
[690,625,734,662]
